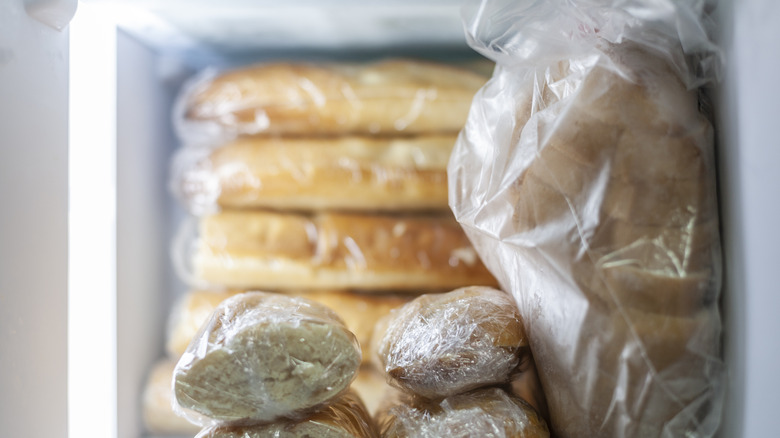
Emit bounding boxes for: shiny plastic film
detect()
[166,290,413,365]
[169,135,457,215]
[194,390,378,438]
[172,291,362,427]
[448,1,725,437]
[173,59,488,144]
[378,387,550,438]
[373,286,528,399]
[173,210,498,292]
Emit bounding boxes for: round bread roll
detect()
[378,387,549,438]
[173,291,361,425]
[194,390,377,438]
[177,59,487,139]
[374,286,527,399]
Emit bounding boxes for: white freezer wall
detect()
[0,0,71,436]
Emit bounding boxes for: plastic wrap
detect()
[173,59,488,144]
[166,290,412,365]
[373,286,528,399]
[172,291,362,427]
[194,390,378,438]
[173,210,498,292]
[378,387,549,438]
[169,135,457,215]
[448,1,725,437]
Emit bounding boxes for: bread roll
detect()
[374,286,527,399]
[171,135,456,214]
[173,292,361,425]
[378,387,549,438]
[194,390,377,438]
[184,211,498,291]
[167,289,412,364]
[177,59,487,139]
[142,359,201,435]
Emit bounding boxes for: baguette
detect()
[178,59,487,139]
[172,135,456,214]
[185,211,498,291]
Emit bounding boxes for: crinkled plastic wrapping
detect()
[173,59,488,145]
[373,286,528,399]
[172,291,362,427]
[166,290,412,365]
[169,135,456,215]
[378,387,549,438]
[172,210,498,292]
[448,1,725,437]
[194,390,378,438]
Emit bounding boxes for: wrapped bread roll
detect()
[373,286,527,399]
[166,289,412,364]
[449,5,726,435]
[171,135,456,215]
[142,359,201,435]
[378,387,549,438]
[173,292,361,426]
[176,59,487,141]
[178,211,498,291]
[194,390,378,438]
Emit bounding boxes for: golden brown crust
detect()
[377,387,549,438]
[374,286,527,399]
[182,59,487,137]
[192,211,498,291]
[173,135,455,213]
[167,290,413,364]
[196,389,378,438]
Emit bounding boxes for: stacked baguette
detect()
[142,58,499,436]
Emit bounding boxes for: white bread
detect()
[173,292,361,425]
[171,135,456,214]
[186,211,498,291]
[178,59,487,139]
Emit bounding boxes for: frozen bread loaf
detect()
[171,135,456,214]
[177,59,487,140]
[194,390,377,438]
[173,291,361,425]
[377,387,549,438]
[373,286,527,399]
[181,211,498,291]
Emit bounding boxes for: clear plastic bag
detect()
[173,59,488,145]
[169,135,456,215]
[448,1,725,437]
[172,210,498,292]
[373,286,528,399]
[193,390,378,438]
[172,291,362,427]
[377,387,550,438]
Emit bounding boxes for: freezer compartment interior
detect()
[84,1,768,436]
